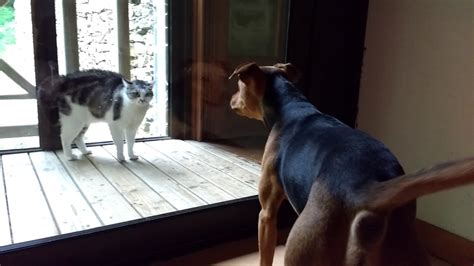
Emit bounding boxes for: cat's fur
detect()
[38,69,154,161]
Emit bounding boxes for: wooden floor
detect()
[0,139,261,246]
[157,240,451,266]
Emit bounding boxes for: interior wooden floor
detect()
[0,139,261,246]
[156,232,451,266]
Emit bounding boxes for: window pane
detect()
[55,0,168,143]
[0,0,291,251]
[174,0,290,142]
[0,1,39,150]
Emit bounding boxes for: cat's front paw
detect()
[67,154,79,161]
[129,155,139,161]
[117,154,125,162]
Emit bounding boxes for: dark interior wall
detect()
[287,0,369,127]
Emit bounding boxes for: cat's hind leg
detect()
[60,115,86,160]
[108,123,125,162]
[74,125,92,155]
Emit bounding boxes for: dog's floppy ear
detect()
[228,62,261,83]
[273,63,300,83]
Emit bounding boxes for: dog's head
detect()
[229,62,298,120]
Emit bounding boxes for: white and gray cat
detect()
[40,69,153,161]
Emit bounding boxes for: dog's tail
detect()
[360,157,474,211]
[347,158,473,264]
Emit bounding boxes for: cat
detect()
[38,69,154,161]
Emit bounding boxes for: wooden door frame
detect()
[32,0,61,150]
[4,0,370,264]
[168,0,194,140]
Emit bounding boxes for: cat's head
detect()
[122,79,154,105]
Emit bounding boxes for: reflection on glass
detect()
[188,0,289,143]
[0,0,289,251]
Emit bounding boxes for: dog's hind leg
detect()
[285,182,348,266]
[345,210,388,266]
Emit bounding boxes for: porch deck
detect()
[0,139,262,246]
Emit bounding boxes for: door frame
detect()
[1,1,370,264]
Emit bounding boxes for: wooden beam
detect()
[0,94,32,100]
[191,0,204,141]
[31,0,61,150]
[0,59,35,96]
[0,125,38,139]
[116,0,131,79]
[61,0,79,73]
[169,0,194,139]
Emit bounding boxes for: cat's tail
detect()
[37,75,65,126]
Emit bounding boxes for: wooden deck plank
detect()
[30,151,102,234]
[56,150,141,225]
[148,140,257,198]
[134,142,234,204]
[186,141,262,175]
[86,146,176,217]
[2,153,58,243]
[0,156,12,246]
[164,140,260,189]
[1,139,264,247]
[102,145,206,210]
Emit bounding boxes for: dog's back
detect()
[268,76,423,265]
[229,62,474,266]
[267,75,402,210]
[270,73,474,265]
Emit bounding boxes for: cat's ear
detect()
[122,78,132,88]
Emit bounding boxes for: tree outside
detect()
[0,0,15,55]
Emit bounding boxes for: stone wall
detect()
[74,0,167,138]
[129,0,155,82]
[76,0,155,82]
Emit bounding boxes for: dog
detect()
[229,62,474,266]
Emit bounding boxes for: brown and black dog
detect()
[229,62,474,266]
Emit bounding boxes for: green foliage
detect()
[0,5,15,55]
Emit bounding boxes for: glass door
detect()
[0,0,169,152]
[54,0,168,144]
[0,0,38,150]
[170,0,290,145]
